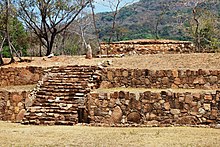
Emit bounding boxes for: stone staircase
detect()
[23,66,101,125]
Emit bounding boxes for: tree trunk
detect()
[39,43,42,57]
[0,53,4,65]
[46,31,57,56]
[89,0,101,54]
[193,5,201,52]
[46,45,52,56]
[0,36,5,65]
[6,0,15,63]
[107,1,121,55]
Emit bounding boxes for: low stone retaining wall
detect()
[0,66,43,87]
[101,68,220,89]
[0,90,30,122]
[22,66,102,125]
[88,90,220,126]
[100,40,194,55]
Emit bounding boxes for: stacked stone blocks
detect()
[88,91,220,126]
[22,66,101,125]
[101,68,220,89]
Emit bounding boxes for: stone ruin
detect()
[1,65,219,127]
[100,39,195,55]
[23,66,101,125]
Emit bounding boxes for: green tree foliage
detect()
[0,0,28,65]
[1,17,29,57]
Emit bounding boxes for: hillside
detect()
[95,0,220,42]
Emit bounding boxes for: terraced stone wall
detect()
[101,68,220,90]
[22,66,102,125]
[0,90,30,122]
[100,40,194,55]
[88,91,220,126]
[0,67,44,87]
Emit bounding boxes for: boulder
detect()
[99,81,112,88]
[164,102,170,110]
[171,109,180,115]
[127,112,141,123]
[110,106,122,123]
[176,116,197,125]
[16,109,26,122]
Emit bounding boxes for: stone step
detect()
[49,68,96,73]
[48,71,97,76]
[34,98,84,104]
[43,81,98,87]
[35,93,87,98]
[27,108,79,113]
[35,95,85,100]
[41,84,88,89]
[23,66,100,125]
[37,88,89,93]
[48,74,94,79]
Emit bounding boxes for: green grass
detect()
[0,122,219,146]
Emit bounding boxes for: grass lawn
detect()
[0,122,219,147]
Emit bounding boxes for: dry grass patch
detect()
[94,87,219,94]
[2,53,220,70]
[0,122,219,147]
[0,85,36,92]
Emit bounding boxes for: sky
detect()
[94,0,139,13]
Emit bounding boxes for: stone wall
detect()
[100,40,194,55]
[0,66,44,87]
[88,91,220,126]
[23,66,102,125]
[0,90,30,122]
[101,68,220,89]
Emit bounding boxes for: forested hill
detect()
[95,0,220,42]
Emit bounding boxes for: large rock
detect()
[16,109,26,122]
[127,112,141,123]
[204,94,212,101]
[110,106,122,123]
[99,81,112,88]
[171,109,180,115]
[162,77,169,85]
[204,104,211,111]
[174,78,181,85]
[193,77,205,84]
[209,76,218,84]
[107,71,114,81]
[176,116,197,125]
[12,94,23,103]
[164,102,170,110]
[172,70,178,78]
[122,70,129,77]
[185,95,193,104]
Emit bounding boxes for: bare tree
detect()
[188,0,220,52]
[18,0,90,56]
[99,0,135,55]
[154,2,171,40]
[89,0,101,51]
[0,32,5,65]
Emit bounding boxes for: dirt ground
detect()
[0,122,219,147]
[2,53,220,70]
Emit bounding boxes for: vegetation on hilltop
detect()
[96,0,220,51]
